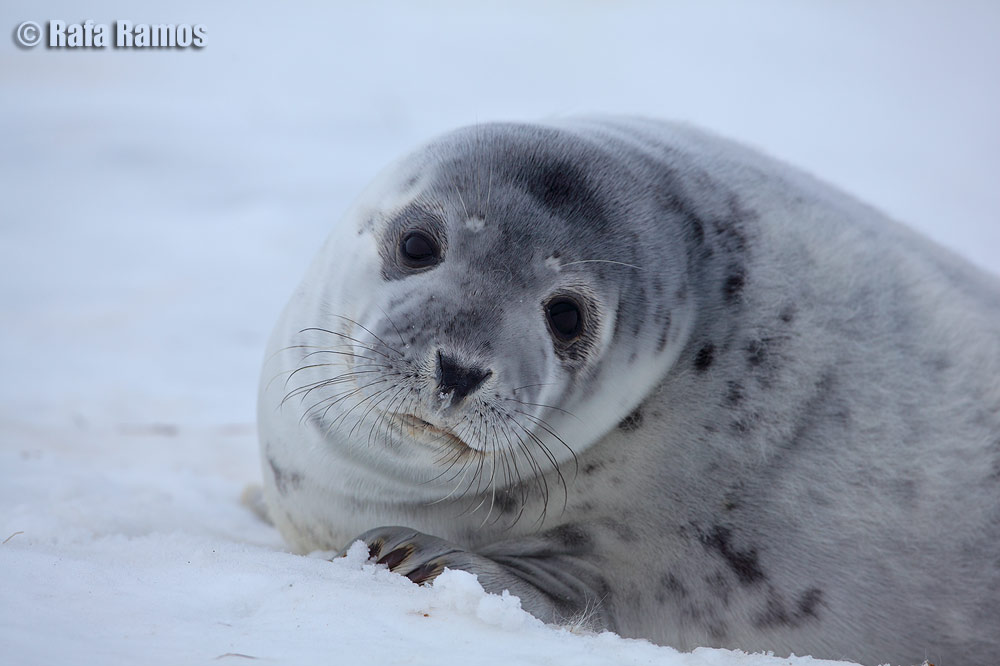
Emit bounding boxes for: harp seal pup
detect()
[257,117,1000,665]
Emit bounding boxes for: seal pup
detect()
[257,117,1000,665]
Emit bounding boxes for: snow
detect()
[1,1,997,665]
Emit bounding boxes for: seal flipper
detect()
[338,525,613,630]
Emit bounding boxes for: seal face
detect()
[258,117,1000,666]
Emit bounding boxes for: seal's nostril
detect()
[436,351,491,403]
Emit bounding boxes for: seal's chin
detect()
[394,412,478,454]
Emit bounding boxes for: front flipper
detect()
[340,525,613,630]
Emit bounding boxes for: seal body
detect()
[257,117,1000,665]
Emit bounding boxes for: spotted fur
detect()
[258,117,1000,665]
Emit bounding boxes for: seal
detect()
[257,117,1000,665]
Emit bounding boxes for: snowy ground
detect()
[1,2,998,665]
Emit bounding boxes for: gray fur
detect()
[258,117,1000,665]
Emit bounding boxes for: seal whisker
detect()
[511,382,555,394]
[485,162,494,222]
[376,304,407,349]
[509,408,579,479]
[324,315,407,357]
[488,412,530,528]
[309,377,397,430]
[493,406,552,511]
[502,418,552,526]
[475,413,502,526]
[422,424,479,488]
[504,410,571,517]
[329,383,400,439]
[265,353,384,393]
[457,410,496,517]
[299,347,383,362]
[352,383,409,441]
[451,182,470,221]
[560,259,646,271]
[372,385,414,449]
[281,360,386,392]
[299,325,403,360]
[502,396,580,421]
[281,369,386,407]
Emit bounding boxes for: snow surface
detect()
[2,2,998,665]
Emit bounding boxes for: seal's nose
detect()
[436,351,491,403]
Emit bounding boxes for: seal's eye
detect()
[399,230,440,268]
[546,297,583,342]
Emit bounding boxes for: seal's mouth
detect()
[394,412,474,453]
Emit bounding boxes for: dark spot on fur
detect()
[756,587,824,628]
[701,526,766,585]
[730,415,756,436]
[547,523,593,553]
[367,539,384,560]
[724,381,744,406]
[688,217,705,246]
[494,489,519,514]
[709,622,729,641]
[267,456,302,496]
[613,305,628,339]
[656,322,671,352]
[617,408,644,432]
[694,343,715,372]
[782,370,837,453]
[602,519,638,543]
[779,305,796,323]
[992,440,1000,480]
[723,271,745,302]
[746,339,767,367]
[518,159,610,233]
[655,574,688,604]
[925,354,950,373]
[712,211,750,253]
[705,570,732,605]
[798,588,823,618]
[582,462,602,475]
[758,591,789,627]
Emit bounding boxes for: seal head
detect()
[264,122,695,512]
